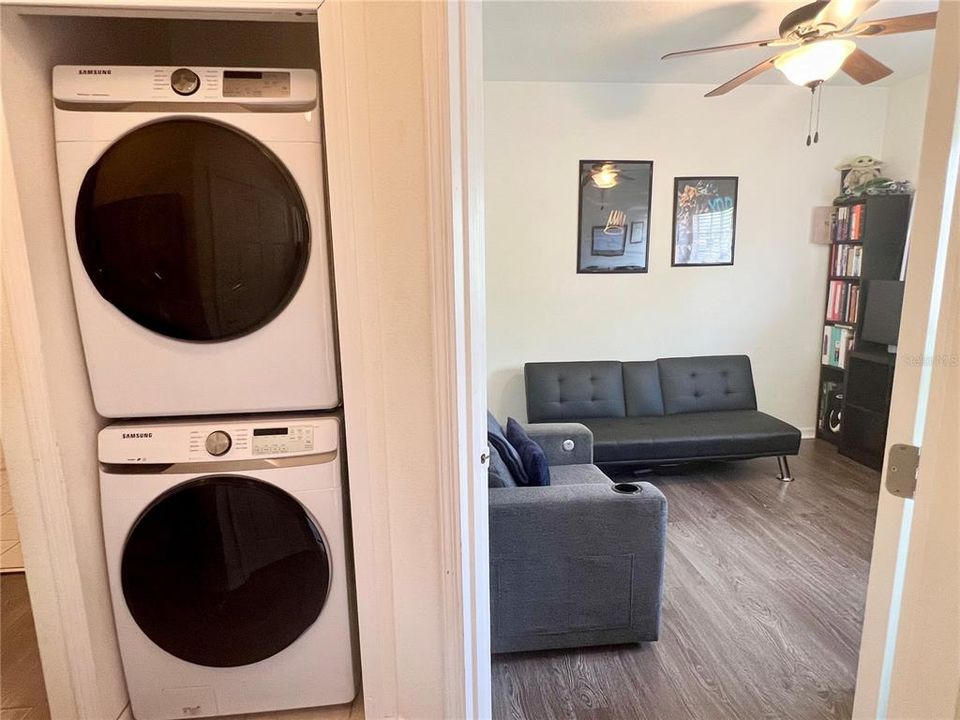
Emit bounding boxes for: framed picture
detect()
[577,159,652,273]
[671,176,738,267]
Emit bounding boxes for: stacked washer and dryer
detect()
[53,66,356,720]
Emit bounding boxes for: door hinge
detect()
[886,443,920,499]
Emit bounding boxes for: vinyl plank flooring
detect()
[1,709,32,720]
[492,440,880,720]
[1,574,50,720]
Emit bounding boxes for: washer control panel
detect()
[52,66,317,106]
[252,426,314,456]
[99,416,337,465]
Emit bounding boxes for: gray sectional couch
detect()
[525,355,801,480]
[488,423,667,653]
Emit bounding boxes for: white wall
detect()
[882,73,931,184]
[485,81,894,431]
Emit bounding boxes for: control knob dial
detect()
[170,68,200,96]
[205,430,232,457]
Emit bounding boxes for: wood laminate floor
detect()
[492,439,881,720]
[1,574,50,720]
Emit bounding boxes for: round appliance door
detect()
[121,476,330,667]
[75,119,310,342]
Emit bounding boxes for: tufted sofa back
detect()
[523,361,626,421]
[524,355,757,421]
[657,355,757,414]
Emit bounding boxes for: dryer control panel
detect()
[99,416,338,465]
[52,66,317,106]
[251,426,315,455]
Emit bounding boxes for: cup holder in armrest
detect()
[612,482,642,495]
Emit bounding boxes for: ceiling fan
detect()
[662,0,937,97]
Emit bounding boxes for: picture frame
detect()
[671,176,738,267]
[577,159,653,274]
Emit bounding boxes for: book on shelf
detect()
[830,243,863,277]
[822,325,855,369]
[850,204,863,241]
[826,280,861,324]
[831,203,865,243]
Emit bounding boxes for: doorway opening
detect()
[468,2,957,718]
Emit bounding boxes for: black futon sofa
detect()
[525,355,801,480]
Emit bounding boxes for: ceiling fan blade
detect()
[661,38,793,61]
[815,0,879,31]
[705,56,780,97]
[848,11,937,37]
[842,47,893,84]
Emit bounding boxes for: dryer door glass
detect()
[75,119,310,342]
[121,476,330,667]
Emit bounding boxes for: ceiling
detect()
[482,1,937,86]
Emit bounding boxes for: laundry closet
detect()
[2,5,368,720]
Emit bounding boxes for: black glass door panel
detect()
[76,119,309,342]
[121,476,329,667]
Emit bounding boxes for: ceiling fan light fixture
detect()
[591,164,620,189]
[774,39,857,87]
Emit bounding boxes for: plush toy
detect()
[837,156,885,192]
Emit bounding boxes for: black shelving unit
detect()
[815,194,911,470]
[841,349,896,469]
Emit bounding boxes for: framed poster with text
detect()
[672,176,738,267]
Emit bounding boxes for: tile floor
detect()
[1,450,24,573]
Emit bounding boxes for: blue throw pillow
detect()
[506,418,551,487]
[487,412,529,485]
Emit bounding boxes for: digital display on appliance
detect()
[251,425,314,455]
[253,427,288,436]
[222,70,291,98]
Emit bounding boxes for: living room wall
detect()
[485,81,901,432]
[882,73,930,184]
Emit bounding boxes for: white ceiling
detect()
[482,1,937,86]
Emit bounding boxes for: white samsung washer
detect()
[53,66,338,418]
[100,415,356,720]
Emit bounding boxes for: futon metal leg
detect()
[777,455,794,482]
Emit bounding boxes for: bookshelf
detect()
[815,194,911,468]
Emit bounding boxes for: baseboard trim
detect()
[800,427,817,439]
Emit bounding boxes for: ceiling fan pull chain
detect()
[814,83,823,144]
[806,86,815,146]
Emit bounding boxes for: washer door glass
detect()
[121,476,330,667]
[76,119,310,342]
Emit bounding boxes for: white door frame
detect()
[886,139,960,720]
[318,1,490,717]
[853,3,960,717]
[433,2,491,717]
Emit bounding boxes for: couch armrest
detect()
[489,482,667,652]
[523,422,593,466]
[489,481,665,555]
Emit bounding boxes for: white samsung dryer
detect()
[53,66,338,418]
[99,415,356,720]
